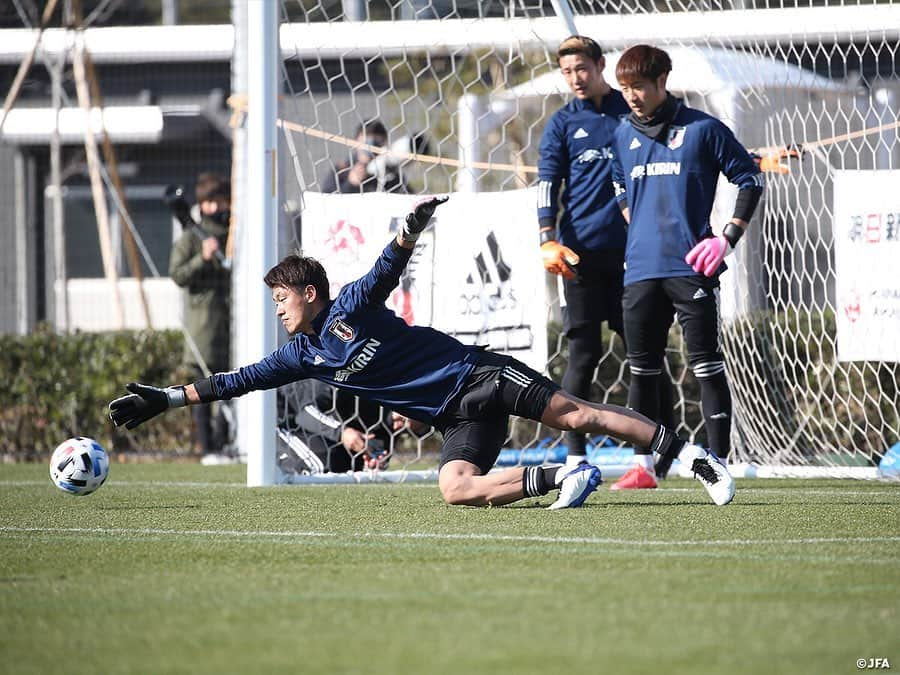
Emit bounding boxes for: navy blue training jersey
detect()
[611,100,764,286]
[537,92,630,252]
[211,240,479,424]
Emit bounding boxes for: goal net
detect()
[263,0,900,482]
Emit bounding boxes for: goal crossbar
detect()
[2,5,897,66]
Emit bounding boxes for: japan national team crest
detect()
[667,126,686,150]
[329,318,355,342]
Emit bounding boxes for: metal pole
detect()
[341,0,365,21]
[14,151,36,335]
[161,0,178,25]
[549,0,578,36]
[456,93,482,193]
[242,0,278,486]
[49,50,69,332]
[229,0,248,463]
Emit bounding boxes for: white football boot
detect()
[547,463,603,510]
[681,444,735,506]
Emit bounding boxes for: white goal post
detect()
[239,0,279,487]
[238,0,900,485]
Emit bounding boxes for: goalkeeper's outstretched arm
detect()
[396,194,447,248]
[111,197,452,431]
[109,382,189,430]
[110,351,300,429]
[109,381,214,430]
[348,195,449,307]
[111,355,304,430]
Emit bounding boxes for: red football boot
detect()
[609,465,658,490]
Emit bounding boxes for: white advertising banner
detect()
[300,189,547,370]
[429,189,547,371]
[833,170,900,362]
[299,192,434,327]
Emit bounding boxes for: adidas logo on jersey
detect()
[693,288,708,300]
[313,354,325,365]
[573,127,589,139]
[629,137,641,150]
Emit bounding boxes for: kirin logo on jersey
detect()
[329,318,355,342]
[667,126,686,150]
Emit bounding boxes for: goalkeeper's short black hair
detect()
[615,44,672,84]
[264,254,330,301]
[557,35,603,64]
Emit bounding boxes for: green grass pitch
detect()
[2,463,898,675]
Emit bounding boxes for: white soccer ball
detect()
[49,437,110,496]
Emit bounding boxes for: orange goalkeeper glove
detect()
[751,144,803,174]
[540,240,580,280]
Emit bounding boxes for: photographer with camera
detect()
[168,172,235,465]
[276,379,425,474]
[320,120,409,194]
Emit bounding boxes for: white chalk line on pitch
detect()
[2,525,900,550]
[3,480,900,496]
[0,480,248,488]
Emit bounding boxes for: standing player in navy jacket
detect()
[110,196,734,508]
[537,35,674,488]
[610,45,765,475]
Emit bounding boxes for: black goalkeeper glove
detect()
[109,382,187,430]
[402,195,449,242]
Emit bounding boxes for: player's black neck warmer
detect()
[628,93,680,140]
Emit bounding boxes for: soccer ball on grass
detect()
[49,437,110,496]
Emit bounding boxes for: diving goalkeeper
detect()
[110,196,734,508]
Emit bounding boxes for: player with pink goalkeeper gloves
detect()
[610,44,764,471]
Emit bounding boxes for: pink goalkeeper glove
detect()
[685,235,731,277]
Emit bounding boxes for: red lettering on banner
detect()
[866,213,881,243]
[326,219,365,254]
[844,290,861,323]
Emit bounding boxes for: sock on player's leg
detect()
[522,465,562,497]
[562,333,602,467]
[634,452,655,473]
[699,370,732,460]
[651,424,684,478]
[564,453,587,469]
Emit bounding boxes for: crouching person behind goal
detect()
[109,196,734,508]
